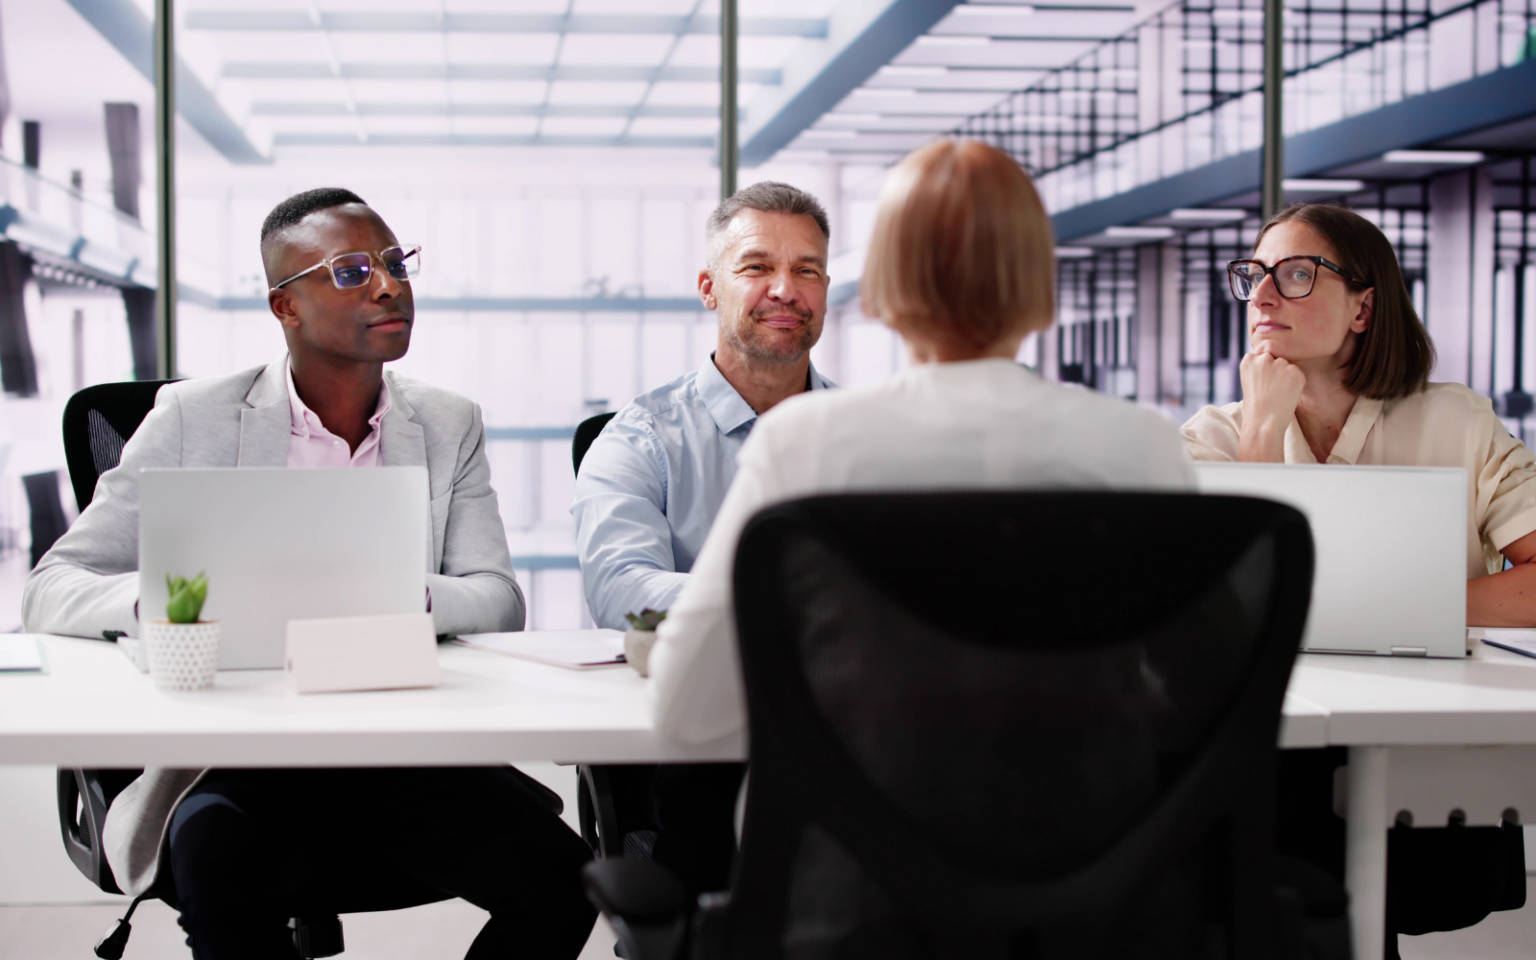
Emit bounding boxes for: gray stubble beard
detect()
[719,310,819,366]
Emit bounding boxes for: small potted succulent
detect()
[143,573,221,691]
[623,608,667,677]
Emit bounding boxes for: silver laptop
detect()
[1192,463,1468,658]
[139,467,428,669]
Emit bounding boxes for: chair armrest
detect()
[582,859,690,960]
[688,892,731,960]
[583,858,689,921]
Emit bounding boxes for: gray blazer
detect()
[22,356,524,897]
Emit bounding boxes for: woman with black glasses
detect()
[1183,202,1534,957]
[1182,202,1536,628]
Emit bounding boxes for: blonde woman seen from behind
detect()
[648,139,1196,745]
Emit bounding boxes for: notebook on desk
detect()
[1193,463,1468,658]
[139,468,429,670]
[456,630,626,669]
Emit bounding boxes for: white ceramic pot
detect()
[624,628,658,678]
[143,621,221,691]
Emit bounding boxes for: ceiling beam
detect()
[185,11,828,37]
[272,133,716,149]
[222,63,783,85]
[64,0,269,164]
[739,0,963,167]
[252,103,718,119]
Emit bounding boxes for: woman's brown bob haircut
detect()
[1258,203,1435,399]
[862,139,1055,350]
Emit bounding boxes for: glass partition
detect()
[0,0,163,597]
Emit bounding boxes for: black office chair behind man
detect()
[570,410,665,860]
[584,491,1349,960]
[55,379,350,960]
[55,379,564,960]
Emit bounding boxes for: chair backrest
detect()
[61,379,176,512]
[57,379,174,897]
[572,411,618,477]
[727,492,1313,960]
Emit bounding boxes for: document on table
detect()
[1478,628,1536,660]
[0,635,45,673]
[454,629,627,669]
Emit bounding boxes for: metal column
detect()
[720,0,738,201]
[1260,0,1284,221]
[153,0,177,380]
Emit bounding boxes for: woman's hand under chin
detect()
[1238,341,1305,462]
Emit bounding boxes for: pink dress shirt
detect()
[285,360,391,468]
[284,360,431,610]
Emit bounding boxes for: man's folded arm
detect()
[428,402,525,636]
[572,419,689,630]
[22,388,186,638]
[649,428,784,743]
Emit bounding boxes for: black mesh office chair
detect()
[583,491,1349,960]
[572,411,617,479]
[569,410,663,859]
[55,380,564,959]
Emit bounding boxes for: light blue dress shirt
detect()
[572,355,833,630]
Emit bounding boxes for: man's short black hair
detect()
[260,187,367,245]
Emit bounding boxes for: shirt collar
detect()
[1281,396,1383,465]
[1327,396,1383,464]
[696,353,829,436]
[285,358,392,440]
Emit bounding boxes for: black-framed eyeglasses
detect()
[272,245,422,291]
[1227,255,1365,301]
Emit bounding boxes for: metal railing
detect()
[0,156,157,286]
[1056,248,1139,396]
[958,0,1536,213]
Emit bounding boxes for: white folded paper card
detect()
[0,635,44,673]
[285,613,438,694]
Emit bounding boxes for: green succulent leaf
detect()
[623,608,667,631]
[166,571,209,623]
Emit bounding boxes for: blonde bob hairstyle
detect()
[861,139,1055,351]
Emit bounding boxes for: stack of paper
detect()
[1479,629,1536,660]
[455,629,626,670]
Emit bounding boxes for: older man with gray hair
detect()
[571,180,833,894]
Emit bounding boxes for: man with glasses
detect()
[570,181,834,897]
[23,188,596,960]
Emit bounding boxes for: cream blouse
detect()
[652,359,1197,745]
[1181,382,1536,579]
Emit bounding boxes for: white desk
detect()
[0,634,743,768]
[1287,645,1536,960]
[7,634,1536,960]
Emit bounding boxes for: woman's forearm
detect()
[1237,419,1287,463]
[1466,563,1536,627]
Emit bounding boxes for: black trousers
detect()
[1279,748,1526,958]
[166,767,596,960]
[593,762,746,896]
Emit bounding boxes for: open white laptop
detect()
[1192,463,1468,658]
[139,467,428,669]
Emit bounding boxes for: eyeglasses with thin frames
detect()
[1226,255,1365,302]
[271,245,422,291]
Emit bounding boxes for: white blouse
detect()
[650,359,1197,745]
[1181,382,1536,579]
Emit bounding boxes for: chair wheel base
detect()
[94,919,130,960]
[292,916,345,958]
